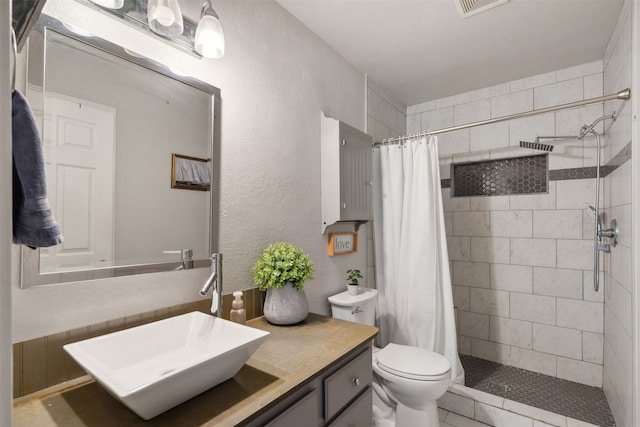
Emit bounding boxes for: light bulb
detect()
[152,6,175,27]
[147,0,184,38]
[195,4,225,59]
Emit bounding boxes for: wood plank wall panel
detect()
[13,344,22,397]
[44,332,68,388]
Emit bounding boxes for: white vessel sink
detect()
[64,311,270,419]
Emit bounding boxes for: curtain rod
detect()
[373,88,631,146]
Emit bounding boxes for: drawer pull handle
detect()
[352,377,360,386]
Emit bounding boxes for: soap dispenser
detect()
[230,291,247,324]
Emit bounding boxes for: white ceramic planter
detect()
[263,282,309,325]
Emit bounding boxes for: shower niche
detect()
[451,154,549,197]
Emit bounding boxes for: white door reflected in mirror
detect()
[41,95,115,273]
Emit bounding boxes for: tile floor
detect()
[460,355,616,427]
[440,412,490,427]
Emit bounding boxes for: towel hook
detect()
[10,27,17,92]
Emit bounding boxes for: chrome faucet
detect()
[199,253,222,316]
[163,249,194,270]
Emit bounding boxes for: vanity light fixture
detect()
[79,0,225,59]
[194,0,225,58]
[89,0,124,9]
[147,0,184,38]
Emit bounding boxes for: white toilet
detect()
[329,288,451,427]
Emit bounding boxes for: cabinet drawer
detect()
[265,388,321,427]
[324,349,372,420]
[327,387,372,427]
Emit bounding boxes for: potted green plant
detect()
[253,242,314,325]
[346,268,363,295]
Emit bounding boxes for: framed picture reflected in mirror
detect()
[171,153,211,191]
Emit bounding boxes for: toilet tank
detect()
[328,288,377,326]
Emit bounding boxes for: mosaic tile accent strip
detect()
[452,154,548,197]
[549,166,597,181]
[601,141,632,177]
[461,355,616,427]
[443,142,631,190]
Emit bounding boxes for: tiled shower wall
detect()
[406,60,622,389]
[602,1,633,425]
[366,77,406,287]
[367,77,406,142]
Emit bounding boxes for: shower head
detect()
[579,113,617,139]
[519,140,554,152]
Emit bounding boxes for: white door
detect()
[40,94,115,273]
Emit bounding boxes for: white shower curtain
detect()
[373,135,464,385]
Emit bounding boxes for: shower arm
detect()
[535,135,580,141]
[535,113,617,147]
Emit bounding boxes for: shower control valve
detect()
[589,206,618,249]
[600,219,618,248]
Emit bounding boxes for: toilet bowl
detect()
[328,289,452,427]
[373,343,450,426]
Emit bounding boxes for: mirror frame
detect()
[12,0,47,51]
[20,14,221,287]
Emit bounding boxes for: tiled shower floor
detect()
[460,355,616,427]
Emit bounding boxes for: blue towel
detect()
[12,90,63,248]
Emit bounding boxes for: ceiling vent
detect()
[455,0,508,18]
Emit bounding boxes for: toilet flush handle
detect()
[352,306,363,315]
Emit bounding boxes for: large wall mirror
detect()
[21,13,220,287]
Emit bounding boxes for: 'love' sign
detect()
[327,232,358,256]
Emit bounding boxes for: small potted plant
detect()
[346,268,363,296]
[253,242,314,325]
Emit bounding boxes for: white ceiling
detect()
[275,0,624,106]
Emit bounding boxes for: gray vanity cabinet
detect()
[327,388,373,427]
[324,348,373,421]
[250,343,373,427]
[264,389,322,427]
[12,314,379,426]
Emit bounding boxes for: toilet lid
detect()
[376,343,450,380]
[328,288,377,307]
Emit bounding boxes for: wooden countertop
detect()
[13,313,378,426]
